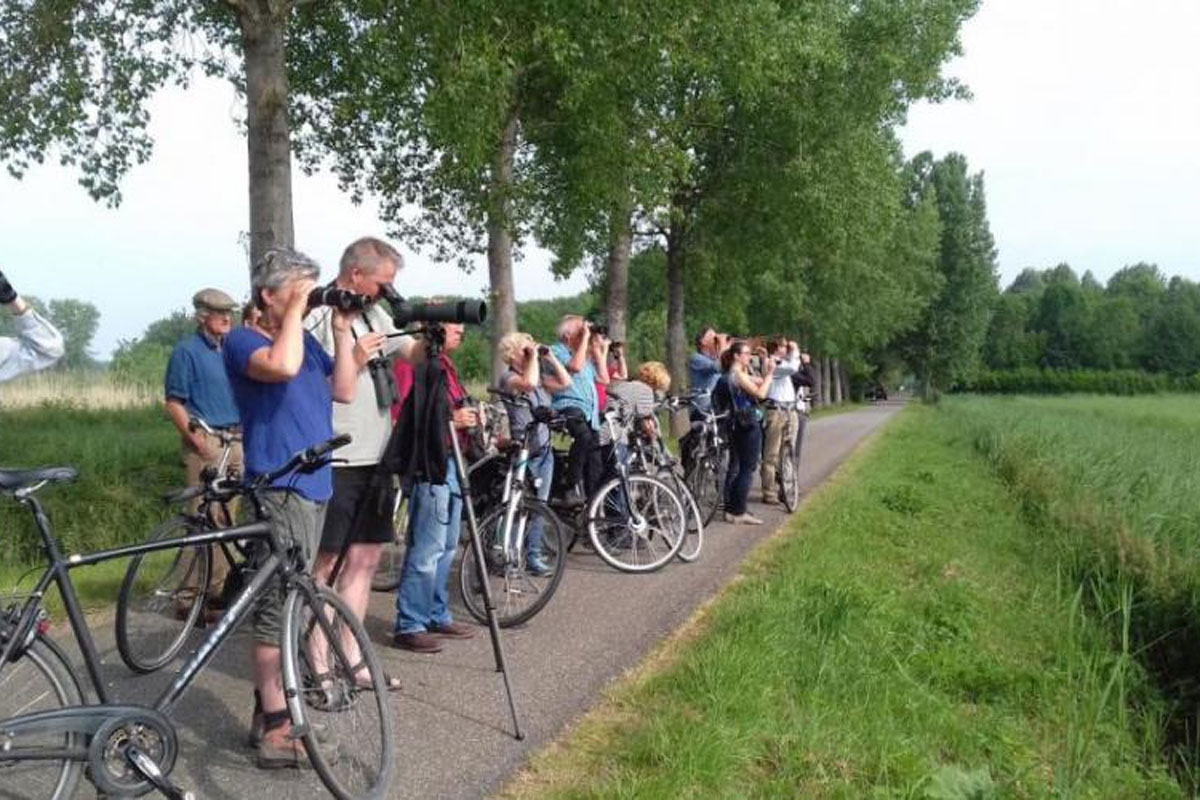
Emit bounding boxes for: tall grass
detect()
[0,370,159,409]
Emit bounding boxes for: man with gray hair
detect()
[224,247,360,768]
[305,236,413,686]
[549,314,609,503]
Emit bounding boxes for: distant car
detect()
[865,383,888,402]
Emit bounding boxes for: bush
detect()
[954,368,1200,396]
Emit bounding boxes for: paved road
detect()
[57,401,902,799]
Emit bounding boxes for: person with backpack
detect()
[714,340,774,525]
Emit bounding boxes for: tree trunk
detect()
[486,109,520,382]
[665,225,687,392]
[840,362,851,403]
[239,2,295,271]
[831,358,843,404]
[820,356,831,406]
[604,205,633,343]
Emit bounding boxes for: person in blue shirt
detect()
[549,314,609,504]
[224,248,359,769]
[687,325,729,412]
[163,287,244,616]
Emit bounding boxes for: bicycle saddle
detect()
[0,466,79,491]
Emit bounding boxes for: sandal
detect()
[351,663,402,692]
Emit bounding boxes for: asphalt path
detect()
[53,400,903,799]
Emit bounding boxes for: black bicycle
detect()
[0,436,396,800]
[679,393,730,525]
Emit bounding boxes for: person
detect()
[605,361,671,445]
[390,318,480,654]
[305,237,414,689]
[597,333,627,413]
[687,326,728,411]
[790,350,817,464]
[163,287,244,616]
[759,337,801,504]
[497,331,571,575]
[0,269,64,382]
[714,340,774,525]
[223,248,359,769]
[549,315,610,504]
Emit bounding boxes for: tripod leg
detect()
[449,422,525,741]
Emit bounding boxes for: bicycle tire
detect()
[0,635,85,799]
[660,471,704,562]
[459,499,567,627]
[116,516,212,674]
[686,456,723,527]
[371,494,408,593]
[586,474,686,573]
[281,583,396,800]
[779,440,800,512]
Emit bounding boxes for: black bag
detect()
[733,406,759,430]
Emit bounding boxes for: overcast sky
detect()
[1,0,1197,358]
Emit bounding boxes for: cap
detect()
[192,288,237,312]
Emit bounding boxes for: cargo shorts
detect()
[253,490,327,646]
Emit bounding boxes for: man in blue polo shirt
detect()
[549,314,609,504]
[164,287,243,613]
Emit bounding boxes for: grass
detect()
[0,371,158,409]
[502,404,1182,798]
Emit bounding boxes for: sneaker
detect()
[427,620,476,640]
[392,631,444,653]
[738,512,766,525]
[257,725,310,770]
[526,553,553,577]
[722,511,737,524]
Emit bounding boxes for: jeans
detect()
[394,457,461,635]
[724,423,762,516]
[526,447,554,558]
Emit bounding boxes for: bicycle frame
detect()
[0,491,283,741]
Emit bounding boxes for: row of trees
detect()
[2,0,988,395]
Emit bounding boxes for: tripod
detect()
[328,324,524,740]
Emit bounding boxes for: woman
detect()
[716,340,775,525]
[497,332,571,574]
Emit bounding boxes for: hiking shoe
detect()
[257,725,310,770]
[760,491,778,505]
[526,553,553,577]
[392,631,444,653]
[427,621,476,640]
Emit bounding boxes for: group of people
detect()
[689,327,816,525]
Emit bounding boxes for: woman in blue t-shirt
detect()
[224,248,359,769]
[717,340,775,525]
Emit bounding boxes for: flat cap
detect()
[192,288,237,312]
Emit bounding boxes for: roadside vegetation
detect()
[504,402,1185,798]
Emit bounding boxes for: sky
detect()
[1,0,1197,358]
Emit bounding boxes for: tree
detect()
[47,298,100,370]
[904,152,999,398]
[1,1,305,269]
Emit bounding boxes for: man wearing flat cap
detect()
[163,288,244,615]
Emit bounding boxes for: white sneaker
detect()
[741,512,765,525]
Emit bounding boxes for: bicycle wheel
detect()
[371,493,408,592]
[116,516,212,674]
[459,499,567,627]
[661,471,704,562]
[282,583,395,800]
[779,440,800,512]
[0,635,84,799]
[686,456,722,527]
[587,474,686,573]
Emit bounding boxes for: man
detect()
[306,237,412,685]
[224,248,359,768]
[549,315,609,503]
[687,326,728,411]
[0,268,64,382]
[164,288,244,614]
[759,337,801,504]
[391,317,479,653]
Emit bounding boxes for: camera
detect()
[611,341,623,353]
[379,284,487,327]
[537,345,550,357]
[308,285,371,312]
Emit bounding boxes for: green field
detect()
[506,397,1200,798]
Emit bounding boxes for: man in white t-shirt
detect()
[0,269,64,382]
[305,238,414,688]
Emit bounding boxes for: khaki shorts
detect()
[252,490,327,646]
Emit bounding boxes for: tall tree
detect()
[47,298,100,370]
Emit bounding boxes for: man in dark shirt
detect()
[163,288,243,613]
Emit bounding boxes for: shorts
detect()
[253,490,326,646]
[318,465,397,553]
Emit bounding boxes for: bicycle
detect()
[115,416,248,674]
[457,389,568,627]
[763,398,801,512]
[628,396,705,562]
[0,435,396,800]
[548,404,688,573]
[678,393,731,526]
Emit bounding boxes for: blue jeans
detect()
[724,424,762,516]
[394,458,461,635]
[526,447,554,558]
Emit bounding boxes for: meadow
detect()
[506,396,1200,798]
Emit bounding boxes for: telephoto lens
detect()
[308,286,370,312]
[379,284,488,327]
